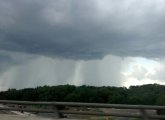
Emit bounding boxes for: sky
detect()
[0,0,165,90]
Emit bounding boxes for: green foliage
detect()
[156,94,165,105]
[0,84,164,105]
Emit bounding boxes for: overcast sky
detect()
[0,0,165,90]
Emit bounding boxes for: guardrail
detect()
[0,100,165,119]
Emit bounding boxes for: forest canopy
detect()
[0,84,164,105]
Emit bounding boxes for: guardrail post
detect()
[52,105,63,118]
[140,109,149,120]
[157,109,165,120]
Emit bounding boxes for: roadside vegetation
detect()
[0,84,164,106]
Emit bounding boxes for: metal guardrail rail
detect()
[0,100,165,119]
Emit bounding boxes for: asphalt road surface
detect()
[115,117,132,120]
[0,114,86,120]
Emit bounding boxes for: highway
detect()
[0,103,158,120]
[0,114,136,120]
[0,114,86,120]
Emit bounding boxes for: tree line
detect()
[0,84,164,105]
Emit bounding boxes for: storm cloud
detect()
[0,0,165,59]
[0,0,165,89]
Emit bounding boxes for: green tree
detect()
[156,94,165,105]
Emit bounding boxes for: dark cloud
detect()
[0,50,37,73]
[0,0,165,60]
[0,53,14,72]
[1,0,165,89]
